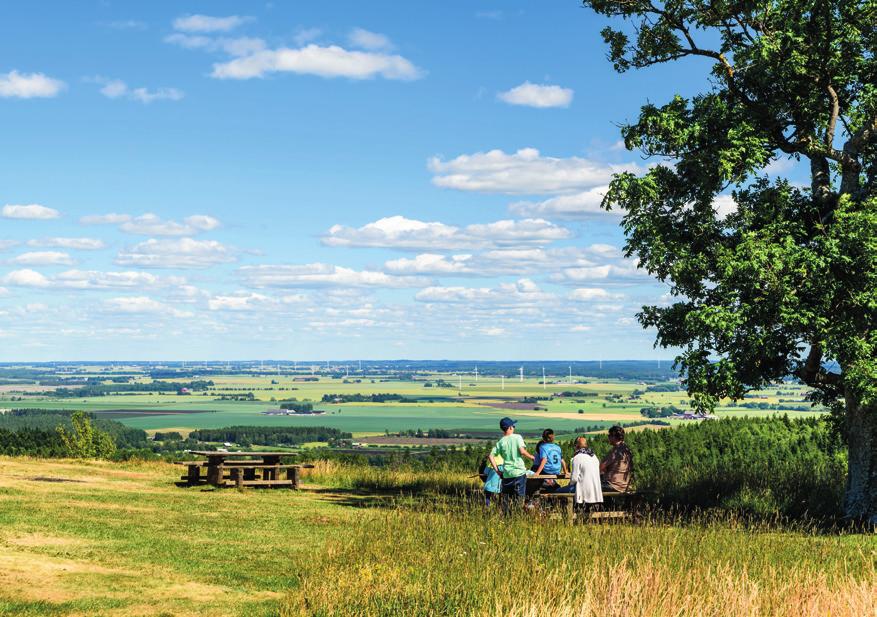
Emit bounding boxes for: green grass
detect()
[0,457,872,617]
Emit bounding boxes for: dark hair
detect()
[535,428,555,453]
[608,425,625,441]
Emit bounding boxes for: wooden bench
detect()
[540,490,638,522]
[175,451,315,489]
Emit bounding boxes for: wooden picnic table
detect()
[176,451,314,489]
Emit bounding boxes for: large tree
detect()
[581,0,877,522]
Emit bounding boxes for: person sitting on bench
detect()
[554,436,603,509]
[600,425,633,493]
[531,429,568,493]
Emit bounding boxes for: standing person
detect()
[554,436,603,512]
[600,425,633,492]
[532,429,568,494]
[488,417,535,512]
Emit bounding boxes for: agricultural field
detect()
[0,363,825,442]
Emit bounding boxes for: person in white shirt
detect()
[554,436,603,509]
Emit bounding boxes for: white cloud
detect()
[0,70,65,99]
[164,33,266,57]
[497,82,573,108]
[211,44,424,80]
[55,270,180,289]
[415,278,552,305]
[0,268,181,290]
[570,325,592,332]
[208,292,278,311]
[348,28,393,51]
[2,204,60,220]
[480,327,506,336]
[385,244,625,278]
[82,213,219,236]
[323,216,570,250]
[116,238,234,268]
[103,296,193,318]
[96,78,184,103]
[713,194,738,217]
[238,263,428,288]
[509,186,617,219]
[0,240,20,251]
[2,269,51,287]
[27,237,106,250]
[569,287,623,301]
[173,14,251,33]
[11,251,73,266]
[80,213,131,225]
[429,148,641,194]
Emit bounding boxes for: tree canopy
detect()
[582,0,877,521]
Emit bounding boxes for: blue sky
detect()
[0,1,799,361]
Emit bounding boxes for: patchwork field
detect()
[0,371,824,438]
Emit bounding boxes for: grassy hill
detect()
[0,457,873,617]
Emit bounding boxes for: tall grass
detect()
[282,499,876,617]
[304,459,478,494]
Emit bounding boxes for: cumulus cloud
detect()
[348,28,394,51]
[497,82,573,108]
[173,14,251,32]
[103,296,193,318]
[164,33,266,57]
[2,204,60,220]
[11,251,73,266]
[27,237,106,250]
[79,213,130,225]
[0,240,20,251]
[82,213,220,236]
[509,186,617,219]
[385,244,626,278]
[323,216,570,250]
[116,238,234,268]
[428,148,641,194]
[208,292,279,311]
[416,278,552,305]
[96,78,184,103]
[713,194,738,217]
[569,287,623,301]
[238,263,428,289]
[211,44,424,80]
[1,268,181,290]
[1,269,51,287]
[0,70,65,98]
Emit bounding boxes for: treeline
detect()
[52,380,214,398]
[279,401,314,412]
[321,393,405,403]
[640,405,682,418]
[303,417,846,520]
[188,426,351,447]
[0,409,148,448]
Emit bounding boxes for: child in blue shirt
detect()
[532,429,568,492]
[481,456,504,506]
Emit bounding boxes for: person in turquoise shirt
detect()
[532,428,568,494]
[488,417,535,512]
[481,455,503,506]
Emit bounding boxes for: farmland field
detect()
[0,367,825,438]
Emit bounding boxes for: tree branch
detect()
[796,343,842,387]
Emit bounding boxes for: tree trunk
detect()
[844,394,877,525]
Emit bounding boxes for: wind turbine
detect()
[519,366,524,382]
[474,366,479,384]
[501,374,505,391]
[569,365,573,384]
[542,366,546,390]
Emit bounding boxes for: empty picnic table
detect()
[175,451,314,489]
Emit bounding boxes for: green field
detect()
[2,373,824,437]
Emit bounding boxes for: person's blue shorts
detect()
[500,474,527,497]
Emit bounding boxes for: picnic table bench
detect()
[478,472,640,521]
[175,451,314,489]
